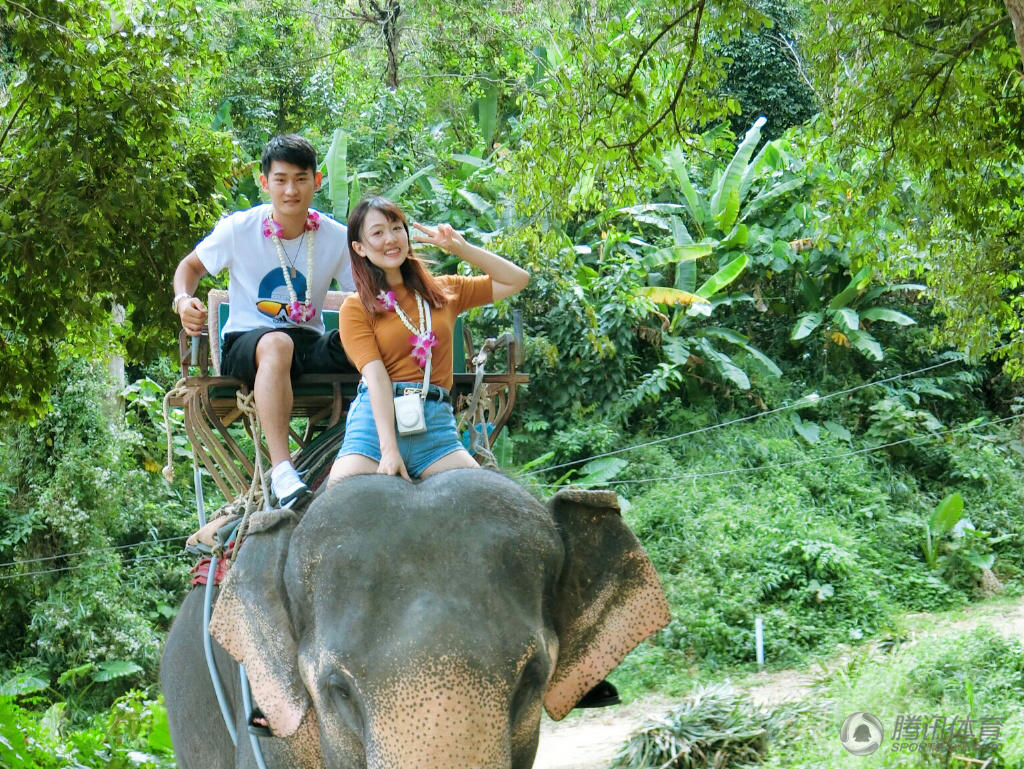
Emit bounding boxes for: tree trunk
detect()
[382,0,401,89]
[1007,0,1024,70]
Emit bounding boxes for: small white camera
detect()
[394,393,427,435]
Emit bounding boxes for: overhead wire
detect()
[0,536,185,570]
[1,343,1015,578]
[520,344,1010,478]
[0,550,191,582]
[529,413,1022,488]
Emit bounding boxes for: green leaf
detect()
[791,311,824,341]
[742,177,805,222]
[827,266,873,310]
[696,253,748,299]
[475,82,499,146]
[324,128,348,221]
[698,340,751,390]
[710,116,766,232]
[643,243,713,268]
[452,153,488,168]
[455,188,496,217]
[93,660,143,682]
[520,450,555,471]
[58,663,95,686]
[835,307,860,332]
[703,327,782,378]
[847,329,883,360]
[383,164,436,204]
[929,492,964,536]
[664,145,706,226]
[824,421,853,442]
[719,222,748,248]
[791,412,821,443]
[637,286,711,307]
[0,672,49,697]
[575,457,628,487]
[860,307,916,325]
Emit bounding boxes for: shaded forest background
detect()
[2,0,1024,766]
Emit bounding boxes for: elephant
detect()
[160,468,670,769]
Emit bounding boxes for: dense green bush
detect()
[761,625,1024,768]
[0,360,194,713]
[618,407,1024,676]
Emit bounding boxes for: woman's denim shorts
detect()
[336,382,466,477]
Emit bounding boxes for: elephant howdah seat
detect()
[166,288,529,503]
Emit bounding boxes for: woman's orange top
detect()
[339,275,492,390]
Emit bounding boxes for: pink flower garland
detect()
[264,209,320,323]
[409,331,438,368]
[378,290,437,368]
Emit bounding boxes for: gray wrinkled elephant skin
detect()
[161,468,669,769]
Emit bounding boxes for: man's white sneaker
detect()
[269,462,309,506]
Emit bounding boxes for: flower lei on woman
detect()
[378,289,437,368]
[263,209,320,323]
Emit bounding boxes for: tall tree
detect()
[0,0,232,419]
[803,0,1024,375]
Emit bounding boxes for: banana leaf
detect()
[827,265,873,310]
[664,145,706,227]
[637,286,710,306]
[324,128,348,220]
[696,253,748,299]
[643,242,713,268]
[791,311,824,341]
[710,116,765,233]
[861,307,916,325]
[383,164,435,205]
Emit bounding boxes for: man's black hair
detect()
[261,134,318,176]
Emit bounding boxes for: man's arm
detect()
[173,251,209,337]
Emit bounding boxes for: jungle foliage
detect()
[2,0,1024,761]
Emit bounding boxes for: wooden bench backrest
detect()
[207,289,467,375]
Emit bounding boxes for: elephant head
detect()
[208,468,669,769]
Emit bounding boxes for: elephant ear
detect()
[543,488,670,721]
[209,508,310,737]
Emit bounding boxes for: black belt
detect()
[391,383,451,404]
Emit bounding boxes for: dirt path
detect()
[532,595,1024,769]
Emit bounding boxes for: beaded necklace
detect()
[378,289,437,368]
[263,208,320,323]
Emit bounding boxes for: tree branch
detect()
[597,0,705,158]
[608,2,704,98]
[0,84,37,157]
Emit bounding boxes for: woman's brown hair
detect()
[347,196,450,315]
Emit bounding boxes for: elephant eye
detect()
[511,656,548,718]
[327,671,352,700]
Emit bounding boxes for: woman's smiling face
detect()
[353,208,410,279]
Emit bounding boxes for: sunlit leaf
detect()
[791,312,824,341]
[638,287,711,306]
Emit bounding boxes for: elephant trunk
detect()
[361,658,517,769]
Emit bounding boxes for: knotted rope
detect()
[458,346,497,469]
[162,382,269,564]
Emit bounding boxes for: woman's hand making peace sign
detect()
[411,222,469,253]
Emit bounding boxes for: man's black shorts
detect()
[220,327,356,387]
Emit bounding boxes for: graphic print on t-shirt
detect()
[256,269,309,323]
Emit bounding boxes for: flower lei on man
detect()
[263,209,320,323]
[378,290,437,368]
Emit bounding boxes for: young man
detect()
[173,134,355,505]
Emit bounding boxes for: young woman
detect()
[328,196,529,483]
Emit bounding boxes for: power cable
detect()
[521,346,1007,478]
[0,536,185,570]
[0,550,191,582]
[530,414,1022,488]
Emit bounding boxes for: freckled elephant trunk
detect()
[358,655,537,769]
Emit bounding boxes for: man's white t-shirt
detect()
[195,203,354,336]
